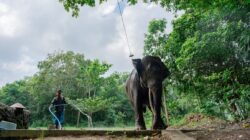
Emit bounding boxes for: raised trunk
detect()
[148,88,155,116]
[149,84,166,129]
[151,84,163,119]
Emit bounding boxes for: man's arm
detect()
[62,97,67,104]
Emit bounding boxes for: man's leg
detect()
[59,112,64,129]
[55,112,60,129]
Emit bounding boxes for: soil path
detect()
[1,129,250,140]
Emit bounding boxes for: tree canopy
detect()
[0,51,133,127]
[143,1,250,121]
[0,0,249,128]
[58,0,250,17]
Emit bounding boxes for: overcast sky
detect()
[0,0,177,87]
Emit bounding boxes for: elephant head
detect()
[132,56,170,88]
[132,56,170,129]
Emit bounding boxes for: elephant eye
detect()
[146,63,161,73]
[150,65,159,72]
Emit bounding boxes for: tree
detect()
[99,72,134,126]
[144,4,250,121]
[29,51,94,126]
[78,59,111,98]
[58,0,249,17]
[144,18,168,58]
[67,96,114,127]
[0,50,135,127]
[0,79,32,107]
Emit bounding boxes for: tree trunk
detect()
[88,113,93,127]
[88,88,91,98]
[94,89,96,97]
[76,111,80,128]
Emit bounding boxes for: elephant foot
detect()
[152,123,167,130]
[136,126,146,130]
[152,119,167,130]
[136,122,146,130]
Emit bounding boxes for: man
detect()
[51,90,66,129]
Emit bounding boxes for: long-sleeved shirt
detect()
[51,95,66,113]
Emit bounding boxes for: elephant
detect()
[125,56,170,130]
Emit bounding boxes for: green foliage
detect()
[144,19,168,57]
[0,79,32,107]
[67,96,114,115]
[144,2,250,122]
[58,0,250,17]
[0,0,249,128]
[78,59,112,97]
[0,51,132,127]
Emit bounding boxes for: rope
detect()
[48,104,65,129]
[69,103,93,127]
[48,104,93,129]
[116,0,134,57]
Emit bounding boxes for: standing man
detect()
[51,90,66,129]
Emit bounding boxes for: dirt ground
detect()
[185,129,250,140]
[8,114,250,140]
[37,128,250,140]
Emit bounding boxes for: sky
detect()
[0,0,177,87]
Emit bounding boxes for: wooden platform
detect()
[0,130,161,139]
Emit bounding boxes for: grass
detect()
[29,126,135,130]
[169,113,226,129]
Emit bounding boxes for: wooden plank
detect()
[0,130,161,138]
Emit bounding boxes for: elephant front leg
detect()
[134,95,146,130]
[150,87,167,130]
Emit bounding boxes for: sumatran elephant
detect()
[125,56,170,130]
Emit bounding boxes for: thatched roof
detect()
[10,103,26,109]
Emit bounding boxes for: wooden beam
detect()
[0,130,161,138]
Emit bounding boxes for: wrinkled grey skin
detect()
[126,56,170,130]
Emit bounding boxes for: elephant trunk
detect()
[148,88,155,116]
[148,84,163,118]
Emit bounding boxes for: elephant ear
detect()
[162,64,170,78]
[132,59,143,77]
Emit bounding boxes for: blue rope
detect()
[48,104,67,129]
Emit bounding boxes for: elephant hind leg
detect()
[135,101,146,130]
[135,110,146,130]
[142,105,147,113]
[152,117,167,130]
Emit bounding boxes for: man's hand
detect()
[49,104,53,108]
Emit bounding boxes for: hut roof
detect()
[10,103,26,109]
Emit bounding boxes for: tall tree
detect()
[58,0,249,17]
[144,18,168,58]
[144,4,250,121]
[0,79,32,107]
[78,59,111,98]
